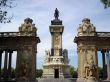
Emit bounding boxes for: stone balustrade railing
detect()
[0,32,19,37]
[97,32,110,37]
[0,32,36,37]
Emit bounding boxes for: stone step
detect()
[37,78,110,82]
[37,78,77,82]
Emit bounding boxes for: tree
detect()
[70,66,75,77]
[0,0,15,23]
[100,0,110,8]
[11,68,16,78]
[36,69,43,78]
[98,67,104,79]
[1,67,16,78]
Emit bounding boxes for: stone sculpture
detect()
[19,18,37,35]
[54,8,59,19]
[77,18,96,36]
[84,55,97,81]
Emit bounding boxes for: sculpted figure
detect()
[44,50,50,63]
[54,8,59,19]
[81,18,91,33]
[88,55,96,78]
[84,57,89,79]
[84,55,97,79]
[54,34,60,46]
[20,61,28,80]
[77,18,96,36]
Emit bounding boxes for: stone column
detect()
[16,46,36,81]
[0,51,3,79]
[106,51,110,80]
[8,51,13,78]
[77,47,83,81]
[101,50,106,79]
[3,51,8,78]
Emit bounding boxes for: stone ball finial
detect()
[82,18,90,23]
[24,18,33,24]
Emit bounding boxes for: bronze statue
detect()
[54,8,59,19]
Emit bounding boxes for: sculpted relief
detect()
[19,18,37,34]
[44,50,50,63]
[77,18,96,36]
[54,33,60,48]
[84,55,97,79]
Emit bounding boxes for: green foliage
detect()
[70,66,78,78]
[100,0,110,8]
[36,69,43,78]
[1,67,16,78]
[70,66,75,77]
[11,68,16,78]
[98,67,103,78]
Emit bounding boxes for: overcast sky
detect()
[0,0,110,69]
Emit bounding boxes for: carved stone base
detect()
[77,78,85,82]
[86,77,98,82]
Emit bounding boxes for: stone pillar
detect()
[8,51,13,78]
[16,46,37,82]
[3,51,8,78]
[0,51,3,79]
[101,50,106,79]
[77,47,83,81]
[106,51,110,80]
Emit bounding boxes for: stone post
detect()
[0,51,3,79]
[101,50,106,79]
[8,51,13,78]
[106,51,110,80]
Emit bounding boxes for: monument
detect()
[0,18,40,82]
[43,8,71,78]
[74,18,110,82]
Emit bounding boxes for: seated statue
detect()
[44,50,50,63]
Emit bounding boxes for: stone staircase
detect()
[37,78,77,82]
[37,78,110,82]
[0,78,110,82]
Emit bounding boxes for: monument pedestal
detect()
[43,56,71,78]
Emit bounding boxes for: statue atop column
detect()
[51,8,62,25]
[54,8,59,19]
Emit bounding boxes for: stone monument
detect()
[74,18,99,82]
[0,18,40,82]
[43,8,71,78]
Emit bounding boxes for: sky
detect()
[0,0,110,69]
